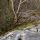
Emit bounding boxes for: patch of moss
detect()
[14,20,40,30]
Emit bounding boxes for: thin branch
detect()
[16,0,22,14]
[16,0,26,14]
[10,0,15,14]
[10,0,17,23]
[21,0,26,4]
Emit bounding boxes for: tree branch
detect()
[16,0,26,14]
[10,0,27,23]
[10,0,15,14]
[16,0,22,14]
[21,0,26,4]
[10,0,17,23]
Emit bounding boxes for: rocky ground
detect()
[0,24,40,40]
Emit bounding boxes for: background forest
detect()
[0,0,40,35]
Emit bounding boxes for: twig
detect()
[16,0,22,14]
[10,0,15,14]
[16,0,26,14]
[21,0,26,4]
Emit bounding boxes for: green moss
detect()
[14,20,40,30]
[14,23,32,30]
